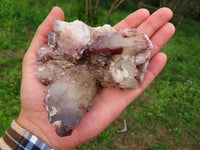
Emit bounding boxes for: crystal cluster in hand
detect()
[35,19,153,137]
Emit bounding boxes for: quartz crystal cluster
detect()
[35,19,153,137]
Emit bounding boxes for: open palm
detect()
[17,7,175,150]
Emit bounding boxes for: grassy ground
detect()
[0,0,199,149]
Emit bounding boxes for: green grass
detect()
[0,0,200,149]
[0,51,22,133]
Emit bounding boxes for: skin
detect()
[17,7,175,150]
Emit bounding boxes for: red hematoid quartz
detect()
[35,19,153,137]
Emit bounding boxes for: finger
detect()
[114,8,150,30]
[124,52,167,102]
[138,7,173,37]
[150,23,175,58]
[22,7,64,87]
[29,7,65,55]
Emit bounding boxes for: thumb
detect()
[23,7,65,68]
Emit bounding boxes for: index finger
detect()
[114,8,150,30]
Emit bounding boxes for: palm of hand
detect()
[17,7,175,150]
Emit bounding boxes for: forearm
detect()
[0,120,53,150]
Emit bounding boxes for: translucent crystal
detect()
[35,19,153,136]
[89,29,152,88]
[45,64,96,136]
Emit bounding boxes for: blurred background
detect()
[0,0,199,149]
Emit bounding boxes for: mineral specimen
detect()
[35,19,153,137]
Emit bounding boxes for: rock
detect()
[35,19,152,136]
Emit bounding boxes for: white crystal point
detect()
[54,19,92,59]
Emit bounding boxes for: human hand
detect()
[17,7,175,150]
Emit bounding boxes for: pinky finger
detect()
[139,52,167,91]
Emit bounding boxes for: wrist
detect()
[1,120,53,150]
[17,111,54,149]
